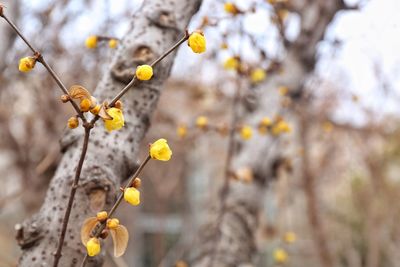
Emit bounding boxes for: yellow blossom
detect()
[18,56,36,72]
[107,218,120,230]
[175,260,188,267]
[250,68,266,83]
[272,120,291,135]
[149,138,172,161]
[283,231,297,244]
[260,116,272,127]
[109,39,118,49]
[124,187,140,206]
[188,32,206,54]
[240,125,253,140]
[85,35,98,49]
[195,116,208,129]
[86,237,101,257]
[224,57,239,70]
[220,43,228,49]
[67,117,79,129]
[104,107,125,132]
[224,2,239,15]
[273,248,288,264]
[136,64,153,81]
[278,86,289,96]
[177,125,188,138]
[96,211,108,222]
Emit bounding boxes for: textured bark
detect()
[17,0,201,266]
[191,1,349,266]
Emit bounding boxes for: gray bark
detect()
[17,0,202,266]
[191,1,349,266]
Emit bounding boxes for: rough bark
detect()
[17,0,202,266]
[191,1,349,266]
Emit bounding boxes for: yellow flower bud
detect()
[223,57,239,70]
[96,211,108,222]
[323,121,333,133]
[177,125,187,138]
[278,86,289,96]
[188,31,206,54]
[283,231,296,244]
[106,218,120,230]
[18,56,36,72]
[85,35,98,49]
[124,187,140,206]
[250,68,266,83]
[136,64,153,81]
[103,107,125,132]
[195,116,208,129]
[240,125,253,140]
[80,98,92,112]
[86,237,101,257]
[260,116,272,127]
[132,178,142,189]
[272,120,291,135]
[67,117,79,129]
[90,105,101,115]
[60,94,70,103]
[175,260,188,267]
[224,2,239,15]
[149,138,172,161]
[220,43,228,50]
[114,100,123,110]
[109,39,118,49]
[273,248,288,264]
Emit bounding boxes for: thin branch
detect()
[0,9,87,122]
[80,155,151,267]
[53,127,92,267]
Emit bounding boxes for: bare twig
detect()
[53,126,92,267]
[0,9,87,122]
[80,155,151,267]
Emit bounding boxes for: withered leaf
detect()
[110,224,129,257]
[98,103,112,120]
[69,85,91,100]
[80,217,98,246]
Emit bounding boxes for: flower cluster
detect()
[80,139,172,258]
[273,231,297,264]
[85,35,119,49]
[176,115,291,141]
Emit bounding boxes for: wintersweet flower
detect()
[223,57,239,70]
[195,116,208,129]
[67,117,79,129]
[224,2,239,15]
[109,39,118,49]
[240,125,253,140]
[86,237,101,257]
[85,35,98,49]
[273,248,288,264]
[283,231,297,244]
[103,107,125,132]
[250,68,266,83]
[177,125,188,138]
[136,64,153,81]
[188,31,206,54]
[149,138,172,161]
[18,56,36,72]
[124,187,140,206]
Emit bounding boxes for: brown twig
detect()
[0,10,87,122]
[80,155,151,267]
[53,126,92,267]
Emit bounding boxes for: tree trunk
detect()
[191,1,348,266]
[17,0,202,266]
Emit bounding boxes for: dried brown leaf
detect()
[69,85,91,100]
[98,103,112,120]
[80,217,98,246]
[110,224,129,257]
